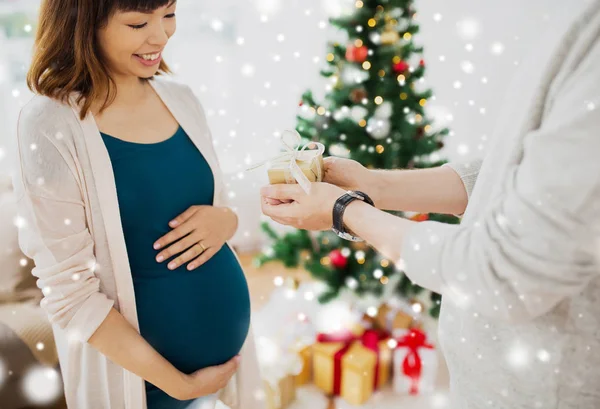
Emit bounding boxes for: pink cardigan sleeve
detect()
[12,102,114,343]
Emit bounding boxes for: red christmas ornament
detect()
[410,213,430,222]
[299,100,304,106]
[393,60,410,73]
[419,59,426,67]
[346,45,369,63]
[329,249,348,269]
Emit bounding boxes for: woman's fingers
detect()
[215,356,241,388]
[260,184,304,201]
[155,233,199,263]
[154,221,194,250]
[187,245,220,270]
[188,355,241,397]
[169,205,199,227]
[265,197,292,205]
[167,241,207,270]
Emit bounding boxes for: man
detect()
[261,1,600,408]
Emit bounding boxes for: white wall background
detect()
[0,0,590,250]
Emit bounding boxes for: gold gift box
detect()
[341,343,377,406]
[294,344,312,386]
[267,154,325,185]
[376,304,413,332]
[312,338,393,406]
[264,374,296,409]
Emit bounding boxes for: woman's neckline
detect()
[100,125,182,146]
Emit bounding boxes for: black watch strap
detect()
[353,190,375,207]
[332,190,375,242]
[332,194,356,233]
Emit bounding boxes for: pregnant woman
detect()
[12,0,263,408]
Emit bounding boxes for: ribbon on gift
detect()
[316,328,389,395]
[359,328,389,390]
[246,130,325,194]
[395,328,434,395]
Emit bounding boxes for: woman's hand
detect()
[168,356,241,400]
[260,182,346,231]
[322,157,380,204]
[153,205,237,270]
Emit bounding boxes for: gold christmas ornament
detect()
[300,249,312,261]
[381,29,400,45]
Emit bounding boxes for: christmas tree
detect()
[256,0,459,318]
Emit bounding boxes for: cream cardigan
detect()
[12,77,265,409]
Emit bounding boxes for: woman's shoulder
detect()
[20,94,74,123]
[17,95,78,147]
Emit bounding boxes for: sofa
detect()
[0,174,66,409]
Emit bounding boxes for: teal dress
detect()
[101,126,251,409]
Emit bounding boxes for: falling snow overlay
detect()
[1,0,599,408]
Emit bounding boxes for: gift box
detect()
[257,337,302,409]
[393,329,438,395]
[312,328,392,406]
[375,303,413,333]
[293,344,312,386]
[267,154,324,185]
[264,374,297,409]
[247,130,325,194]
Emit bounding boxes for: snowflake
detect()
[241,64,255,77]
[457,144,470,155]
[430,392,450,408]
[210,19,223,32]
[22,366,62,404]
[461,61,475,74]
[507,343,531,369]
[457,18,480,40]
[537,349,551,362]
[491,42,505,55]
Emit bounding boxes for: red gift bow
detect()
[395,328,434,395]
[316,328,389,396]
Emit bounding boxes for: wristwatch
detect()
[331,190,375,242]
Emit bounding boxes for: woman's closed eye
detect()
[128,13,176,30]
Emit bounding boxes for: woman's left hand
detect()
[260,182,346,231]
[154,206,237,271]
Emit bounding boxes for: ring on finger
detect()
[198,241,207,253]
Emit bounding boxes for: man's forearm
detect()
[370,166,468,215]
[342,200,415,264]
[88,308,187,397]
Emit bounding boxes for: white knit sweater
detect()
[401,2,600,408]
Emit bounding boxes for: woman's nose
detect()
[148,24,169,47]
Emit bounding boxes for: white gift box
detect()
[393,332,438,395]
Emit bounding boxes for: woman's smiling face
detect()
[97,0,177,80]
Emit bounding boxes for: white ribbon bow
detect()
[247,130,325,194]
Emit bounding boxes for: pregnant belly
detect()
[132,244,251,375]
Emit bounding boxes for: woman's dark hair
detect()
[27,0,172,119]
